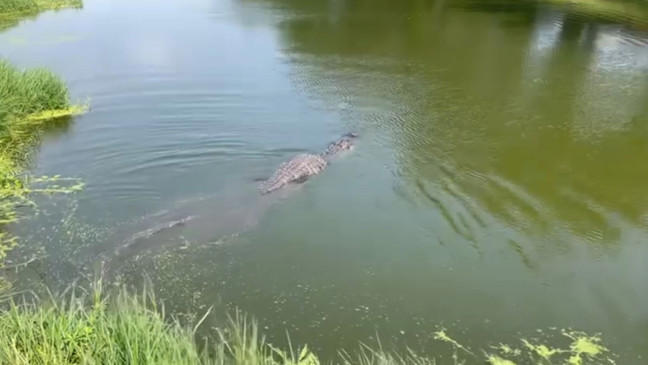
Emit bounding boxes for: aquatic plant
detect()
[0,59,78,164]
[0,60,72,119]
[0,59,85,272]
[0,0,39,14]
[0,282,617,365]
[0,283,321,365]
[0,284,206,364]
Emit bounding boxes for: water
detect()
[2,0,648,362]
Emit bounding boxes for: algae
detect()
[25,104,88,122]
[0,58,86,279]
[486,355,516,365]
[433,328,474,356]
[564,330,610,365]
[521,339,564,361]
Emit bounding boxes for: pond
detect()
[2,0,648,362]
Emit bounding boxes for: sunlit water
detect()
[2,0,648,362]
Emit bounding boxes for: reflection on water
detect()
[2,0,648,362]
[265,0,648,241]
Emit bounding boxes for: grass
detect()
[0,282,616,365]
[0,283,319,365]
[0,284,206,365]
[0,0,86,277]
[0,0,83,32]
[0,0,38,14]
[0,283,441,365]
[0,59,71,168]
[0,0,82,16]
[0,59,85,269]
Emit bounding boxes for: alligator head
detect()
[324,132,358,156]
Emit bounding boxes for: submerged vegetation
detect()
[0,283,615,365]
[0,283,340,365]
[0,59,85,273]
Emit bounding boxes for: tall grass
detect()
[0,281,617,364]
[0,59,79,157]
[0,60,85,269]
[0,0,38,14]
[0,284,326,365]
[0,0,82,16]
[0,281,446,365]
[0,61,69,117]
[0,59,71,175]
[0,0,86,289]
[0,285,205,364]
[0,283,463,365]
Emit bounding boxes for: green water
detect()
[2,0,648,362]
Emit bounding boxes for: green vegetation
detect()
[0,283,615,365]
[0,0,82,16]
[0,284,322,365]
[0,0,86,277]
[0,0,82,31]
[0,59,85,271]
[0,285,206,365]
[0,284,443,365]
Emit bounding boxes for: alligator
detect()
[115,215,196,256]
[259,133,358,194]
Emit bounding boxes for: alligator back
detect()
[260,154,328,194]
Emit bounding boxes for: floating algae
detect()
[431,327,615,364]
[563,330,611,365]
[0,175,84,255]
[433,328,474,356]
[521,339,564,361]
[485,343,521,365]
[492,344,521,357]
[514,329,614,364]
[486,355,517,365]
[0,58,87,275]
[25,105,88,122]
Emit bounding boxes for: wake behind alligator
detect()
[116,133,358,254]
[259,132,358,194]
[114,215,197,256]
[103,133,358,277]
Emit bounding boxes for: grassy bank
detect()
[0,0,86,276]
[0,0,82,31]
[0,59,85,268]
[0,284,330,365]
[545,0,648,26]
[0,0,82,16]
[0,284,614,365]
[0,285,443,365]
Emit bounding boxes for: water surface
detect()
[2,0,648,362]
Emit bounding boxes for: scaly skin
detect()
[260,154,328,194]
[260,133,357,194]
